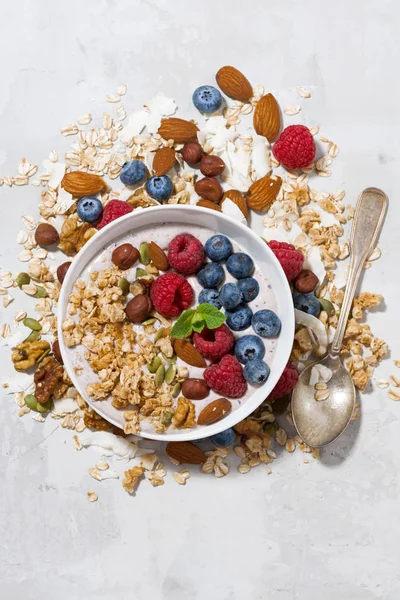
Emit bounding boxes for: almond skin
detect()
[197,398,232,426]
[166,441,206,464]
[158,118,199,143]
[153,147,176,176]
[196,200,222,212]
[61,171,106,197]
[195,177,223,203]
[174,339,206,368]
[253,93,281,142]
[148,241,169,271]
[216,66,253,102]
[221,189,248,219]
[247,175,282,212]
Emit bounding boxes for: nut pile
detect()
[0,65,392,496]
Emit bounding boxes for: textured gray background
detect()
[1,1,400,598]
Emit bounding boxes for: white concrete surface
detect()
[1,1,400,598]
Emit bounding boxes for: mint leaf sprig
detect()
[170,303,226,339]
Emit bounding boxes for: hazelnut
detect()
[181,378,209,400]
[125,294,153,323]
[195,177,223,203]
[112,243,140,270]
[180,142,203,165]
[56,261,72,284]
[200,155,225,177]
[52,340,63,364]
[34,223,59,247]
[294,269,319,293]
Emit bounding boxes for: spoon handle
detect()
[330,187,388,356]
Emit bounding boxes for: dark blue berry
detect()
[293,292,321,317]
[226,303,253,331]
[234,335,265,364]
[244,359,270,385]
[197,263,225,288]
[198,288,221,309]
[219,283,243,310]
[237,277,260,302]
[145,175,174,202]
[120,160,147,186]
[210,428,236,447]
[252,310,281,338]
[204,234,233,262]
[226,252,254,279]
[77,196,103,223]
[192,85,223,114]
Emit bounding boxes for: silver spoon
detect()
[292,187,388,448]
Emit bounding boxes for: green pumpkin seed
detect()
[139,242,151,265]
[24,330,40,343]
[37,399,53,413]
[161,410,174,426]
[165,364,177,385]
[142,317,157,326]
[23,317,42,331]
[35,285,48,298]
[16,272,31,288]
[263,420,279,435]
[24,394,39,410]
[37,348,50,364]
[171,382,181,398]
[148,356,162,373]
[155,364,165,386]
[136,267,148,278]
[154,327,167,342]
[162,352,176,364]
[119,277,130,294]
[319,298,334,316]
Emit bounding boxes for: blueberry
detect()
[252,309,281,338]
[226,252,254,279]
[226,303,253,331]
[192,85,223,114]
[204,234,233,262]
[120,160,147,186]
[145,175,174,202]
[77,196,103,223]
[219,283,243,310]
[234,335,265,364]
[197,263,225,288]
[237,277,260,302]
[244,359,270,385]
[210,428,236,447]
[293,292,321,317]
[198,288,221,308]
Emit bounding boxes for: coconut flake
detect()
[2,372,33,394]
[78,430,141,459]
[52,397,79,415]
[309,364,333,387]
[119,111,148,142]
[0,329,27,348]
[42,160,66,190]
[220,198,247,224]
[303,246,326,283]
[251,134,271,180]
[295,309,328,354]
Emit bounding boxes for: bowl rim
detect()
[57,204,295,442]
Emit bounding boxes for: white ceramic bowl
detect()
[58,205,294,441]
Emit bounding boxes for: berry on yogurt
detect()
[226,252,254,279]
[197,262,225,288]
[77,196,103,223]
[145,175,174,202]
[192,85,223,114]
[252,309,281,338]
[226,303,253,331]
[204,234,233,262]
[244,359,270,385]
[219,282,243,310]
[198,288,221,308]
[237,277,260,302]
[120,160,147,186]
[234,335,265,364]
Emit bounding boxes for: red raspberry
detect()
[168,233,205,275]
[268,240,304,281]
[193,324,234,362]
[150,273,194,318]
[272,125,316,170]
[268,363,298,400]
[96,200,133,230]
[203,355,247,398]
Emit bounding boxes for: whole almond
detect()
[174,339,206,368]
[158,118,199,143]
[216,66,253,102]
[61,171,106,197]
[196,200,222,212]
[35,223,59,246]
[197,398,232,426]
[200,155,225,177]
[247,174,282,212]
[181,378,209,400]
[195,177,223,203]
[221,189,248,219]
[125,294,153,323]
[56,261,72,284]
[112,243,139,270]
[153,147,176,176]
[294,269,319,293]
[181,142,203,165]
[148,241,169,271]
[253,93,281,141]
[166,441,206,464]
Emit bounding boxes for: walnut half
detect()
[34,356,64,404]
[12,340,50,372]
[58,214,96,256]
